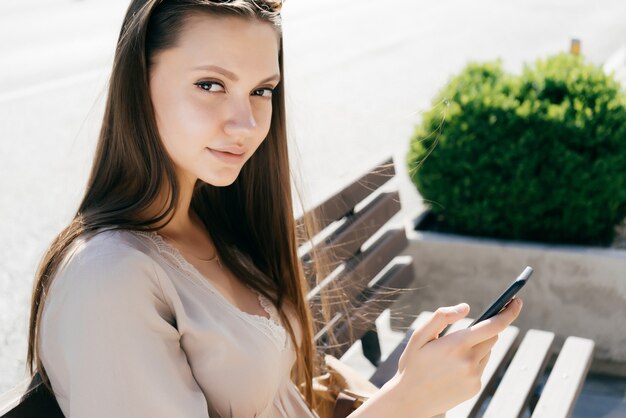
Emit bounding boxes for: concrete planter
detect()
[389,210,626,375]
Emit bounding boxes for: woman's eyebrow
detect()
[192,64,280,84]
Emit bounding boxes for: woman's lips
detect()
[205,147,246,164]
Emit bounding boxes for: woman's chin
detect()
[199,172,240,187]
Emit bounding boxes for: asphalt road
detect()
[1,0,625,392]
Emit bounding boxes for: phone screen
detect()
[467,266,533,328]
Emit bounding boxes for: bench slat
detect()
[313,312,343,342]
[530,336,594,418]
[308,228,408,324]
[444,319,520,418]
[318,260,414,357]
[303,191,401,285]
[337,227,408,300]
[295,157,394,235]
[483,329,555,418]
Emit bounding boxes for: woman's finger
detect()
[409,303,470,349]
[471,335,498,361]
[464,297,523,347]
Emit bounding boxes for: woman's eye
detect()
[194,81,274,98]
[254,88,274,98]
[194,81,224,93]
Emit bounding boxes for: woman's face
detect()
[149,13,281,188]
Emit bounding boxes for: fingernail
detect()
[515,298,522,307]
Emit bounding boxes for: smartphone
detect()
[467,266,533,328]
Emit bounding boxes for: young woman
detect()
[26,1,523,417]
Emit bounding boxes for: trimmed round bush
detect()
[406,53,626,245]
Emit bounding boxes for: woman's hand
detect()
[389,297,523,418]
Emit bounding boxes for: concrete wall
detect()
[388,216,626,371]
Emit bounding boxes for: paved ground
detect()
[2,1,626,408]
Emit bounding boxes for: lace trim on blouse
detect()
[129,229,288,351]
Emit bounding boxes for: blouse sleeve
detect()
[39,240,211,418]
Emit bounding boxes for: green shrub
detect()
[406,53,626,245]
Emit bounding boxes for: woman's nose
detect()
[223,96,257,136]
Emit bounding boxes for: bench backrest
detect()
[0,156,413,417]
[296,156,413,360]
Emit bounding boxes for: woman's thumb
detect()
[410,303,470,349]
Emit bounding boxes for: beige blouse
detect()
[39,227,320,418]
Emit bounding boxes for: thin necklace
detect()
[158,231,223,269]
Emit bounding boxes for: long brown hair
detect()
[26,0,339,412]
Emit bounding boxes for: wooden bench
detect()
[0,157,595,418]
[296,157,595,418]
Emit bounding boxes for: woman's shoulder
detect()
[51,227,165,297]
[59,227,152,268]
